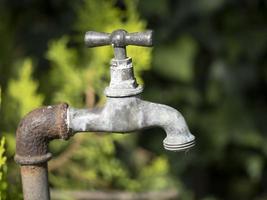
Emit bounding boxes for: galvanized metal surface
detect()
[69,96,195,151]
[21,163,50,200]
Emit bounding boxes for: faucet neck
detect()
[104,57,143,97]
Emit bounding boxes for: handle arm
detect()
[84,29,153,59]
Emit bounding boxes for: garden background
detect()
[1,0,267,199]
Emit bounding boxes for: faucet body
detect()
[15,29,195,200]
[69,96,194,151]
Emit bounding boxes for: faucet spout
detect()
[68,96,195,151]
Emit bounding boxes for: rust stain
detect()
[15,103,70,165]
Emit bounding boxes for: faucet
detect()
[15,29,195,200]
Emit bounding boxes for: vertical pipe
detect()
[21,163,50,200]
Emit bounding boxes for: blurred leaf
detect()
[0,137,7,200]
[153,36,198,82]
[1,59,43,130]
[46,37,84,106]
[7,59,43,116]
[245,155,263,182]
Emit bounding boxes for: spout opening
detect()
[163,140,195,152]
[163,133,195,152]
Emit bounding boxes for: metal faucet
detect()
[15,29,195,200]
[72,29,195,150]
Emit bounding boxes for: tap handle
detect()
[84,29,153,59]
[85,29,153,47]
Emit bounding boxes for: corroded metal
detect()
[15,104,69,200]
[21,163,50,200]
[15,103,70,165]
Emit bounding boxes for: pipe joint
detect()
[15,103,70,165]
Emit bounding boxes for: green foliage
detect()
[2,59,43,130]
[137,157,172,191]
[154,36,198,82]
[0,137,7,200]
[49,134,173,191]
[46,37,84,106]
[7,59,43,115]
[0,88,7,200]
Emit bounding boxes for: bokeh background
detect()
[1,0,267,199]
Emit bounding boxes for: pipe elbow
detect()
[15,103,70,165]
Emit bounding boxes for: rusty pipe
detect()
[15,103,70,200]
[21,164,50,200]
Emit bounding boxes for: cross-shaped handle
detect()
[84,29,153,59]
